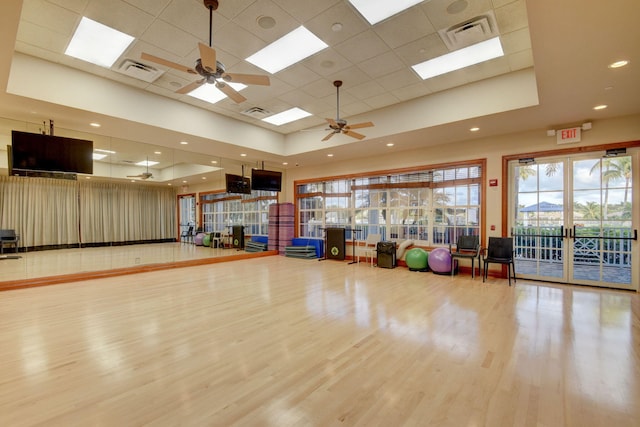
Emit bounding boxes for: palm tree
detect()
[589,156,630,218]
[574,201,601,220]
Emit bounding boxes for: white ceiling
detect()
[0,0,639,170]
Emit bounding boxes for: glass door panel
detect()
[571,156,634,286]
[512,160,566,281]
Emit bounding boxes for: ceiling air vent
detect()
[117,59,164,83]
[438,11,499,51]
[241,106,272,119]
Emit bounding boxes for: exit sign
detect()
[557,126,581,144]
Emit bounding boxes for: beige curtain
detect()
[0,176,79,247]
[1,176,177,248]
[79,181,176,243]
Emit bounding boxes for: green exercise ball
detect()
[202,234,211,247]
[405,248,429,271]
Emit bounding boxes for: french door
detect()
[509,149,638,290]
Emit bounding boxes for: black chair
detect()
[449,235,480,278]
[180,225,194,244]
[0,229,20,254]
[482,237,516,286]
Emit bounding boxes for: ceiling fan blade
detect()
[222,72,270,86]
[325,118,338,128]
[321,132,336,142]
[216,82,247,103]
[141,52,197,75]
[344,130,366,140]
[176,79,205,94]
[198,42,217,72]
[346,121,374,130]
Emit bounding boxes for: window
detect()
[201,190,277,234]
[296,162,482,246]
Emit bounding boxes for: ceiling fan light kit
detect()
[140,0,269,103]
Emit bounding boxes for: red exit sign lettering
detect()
[557,126,581,144]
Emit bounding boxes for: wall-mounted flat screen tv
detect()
[225,173,251,194]
[11,130,93,175]
[251,168,282,192]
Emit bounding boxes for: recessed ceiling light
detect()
[180,141,188,145]
[90,122,101,128]
[262,107,312,125]
[95,148,116,154]
[182,180,187,183]
[608,60,629,69]
[211,160,218,164]
[348,0,424,25]
[92,153,107,160]
[282,162,288,165]
[65,17,134,68]
[188,81,247,104]
[386,143,394,147]
[327,153,334,157]
[470,127,480,132]
[202,177,207,180]
[136,160,159,166]
[246,26,328,74]
[168,183,172,186]
[412,37,504,80]
[241,153,247,157]
[331,23,343,32]
[593,104,608,110]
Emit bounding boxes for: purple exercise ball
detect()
[428,247,452,273]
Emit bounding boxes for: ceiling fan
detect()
[140,0,270,103]
[127,159,153,180]
[322,80,374,141]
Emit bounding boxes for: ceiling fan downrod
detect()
[203,0,219,47]
[334,80,342,122]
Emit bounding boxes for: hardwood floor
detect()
[0,256,638,426]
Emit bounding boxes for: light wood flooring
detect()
[0,256,639,426]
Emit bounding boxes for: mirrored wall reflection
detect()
[0,116,230,284]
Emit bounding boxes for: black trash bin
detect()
[377,241,396,268]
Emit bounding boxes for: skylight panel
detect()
[187,82,247,104]
[136,160,158,166]
[262,107,312,126]
[246,26,328,74]
[348,0,425,25]
[411,37,504,80]
[65,17,134,68]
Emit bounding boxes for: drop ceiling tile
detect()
[276,63,322,88]
[423,69,469,93]
[393,81,433,101]
[272,0,340,23]
[140,20,200,57]
[347,80,386,101]
[20,0,79,36]
[326,66,371,88]
[84,0,154,37]
[122,0,172,16]
[334,30,388,64]
[339,100,371,117]
[462,56,510,82]
[213,21,269,59]
[507,49,534,71]
[376,68,423,91]
[214,0,256,20]
[233,0,299,43]
[14,40,63,63]
[357,50,406,80]
[301,48,352,77]
[158,0,217,41]
[365,92,400,110]
[16,20,69,53]
[393,33,448,66]
[304,2,369,46]
[373,7,435,49]
[501,27,531,55]
[494,0,528,34]
[49,0,89,14]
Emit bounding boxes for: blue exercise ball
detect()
[428,247,452,274]
[405,248,429,271]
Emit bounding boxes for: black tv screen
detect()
[225,173,251,194]
[251,168,282,192]
[11,130,93,174]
